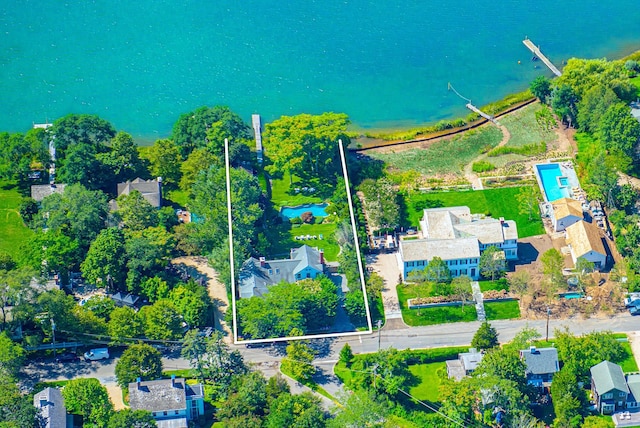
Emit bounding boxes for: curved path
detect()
[463,124,511,190]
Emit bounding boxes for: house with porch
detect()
[398,206,518,280]
[238,245,326,298]
[129,376,204,427]
[591,361,630,414]
[566,220,607,269]
[519,346,559,387]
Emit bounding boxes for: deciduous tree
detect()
[479,245,506,281]
[529,76,552,102]
[541,248,564,288]
[139,299,183,340]
[471,321,499,350]
[0,332,25,379]
[424,257,451,283]
[116,190,158,231]
[61,378,114,428]
[81,227,127,290]
[115,344,163,389]
[281,332,317,382]
[108,306,144,344]
[265,392,326,428]
[108,409,157,428]
[140,139,181,187]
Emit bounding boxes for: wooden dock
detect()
[523,38,562,77]
[466,103,499,126]
[252,114,263,165]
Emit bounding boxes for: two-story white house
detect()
[398,206,518,280]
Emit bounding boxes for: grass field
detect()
[0,181,34,258]
[484,300,521,320]
[404,187,545,238]
[368,125,503,176]
[408,362,446,402]
[479,279,509,292]
[619,341,639,373]
[397,283,477,325]
[268,222,339,261]
[270,172,323,208]
[164,189,189,207]
[500,103,557,149]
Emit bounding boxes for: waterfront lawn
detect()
[268,222,339,262]
[0,181,34,258]
[500,103,557,149]
[404,186,545,238]
[397,283,477,326]
[270,172,323,208]
[368,125,502,176]
[484,300,520,320]
[479,279,509,292]
[408,362,446,403]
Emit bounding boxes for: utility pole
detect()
[51,318,56,358]
[546,307,551,342]
[372,364,378,389]
[377,319,382,351]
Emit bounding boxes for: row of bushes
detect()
[487,141,547,157]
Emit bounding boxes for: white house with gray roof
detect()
[239,245,325,298]
[129,377,204,427]
[33,387,69,428]
[398,206,518,280]
[446,348,484,381]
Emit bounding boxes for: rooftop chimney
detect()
[136,377,141,389]
[319,249,324,265]
[171,374,176,387]
[259,257,266,268]
[499,217,505,225]
[529,345,537,354]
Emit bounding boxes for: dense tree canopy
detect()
[81,227,127,290]
[264,112,349,183]
[61,378,114,428]
[172,105,251,158]
[49,114,116,159]
[140,139,181,187]
[0,129,49,186]
[598,102,640,160]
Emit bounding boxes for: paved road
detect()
[23,313,640,401]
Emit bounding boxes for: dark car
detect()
[630,306,640,316]
[55,352,79,362]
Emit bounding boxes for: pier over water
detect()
[523,38,562,77]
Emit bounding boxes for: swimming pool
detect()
[560,292,584,300]
[280,203,328,219]
[535,163,572,202]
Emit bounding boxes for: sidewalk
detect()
[471,281,486,321]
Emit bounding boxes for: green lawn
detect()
[479,279,509,292]
[404,187,545,238]
[614,334,640,373]
[408,362,446,402]
[397,283,477,325]
[0,181,34,258]
[484,300,521,320]
[270,172,323,208]
[268,222,340,261]
[368,125,503,176]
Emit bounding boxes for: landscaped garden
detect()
[0,181,34,258]
[270,172,325,208]
[397,282,477,326]
[367,125,503,176]
[404,186,545,238]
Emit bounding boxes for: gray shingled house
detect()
[591,360,629,414]
[112,177,162,209]
[519,346,559,387]
[33,387,69,428]
[129,376,204,427]
[238,245,326,298]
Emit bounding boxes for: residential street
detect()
[26,312,640,384]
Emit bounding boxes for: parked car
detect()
[84,348,109,361]
[630,306,640,316]
[55,352,79,362]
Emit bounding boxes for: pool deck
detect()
[535,162,586,221]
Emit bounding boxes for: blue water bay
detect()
[2,0,640,142]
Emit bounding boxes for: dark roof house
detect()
[238,245,325,298]
[33,387,68,428]
[129,377,204,426]
[591,360,630,414]
[109,292,141,308]
[113,177,162,209]
[519,346,559,386]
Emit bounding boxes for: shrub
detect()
[472,161,496,173]
[290,217,303,225]
[300,211,315,224]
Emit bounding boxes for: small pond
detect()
[280,203,329,219]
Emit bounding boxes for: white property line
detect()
[225,137,373,345]
[224,138,239,344]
